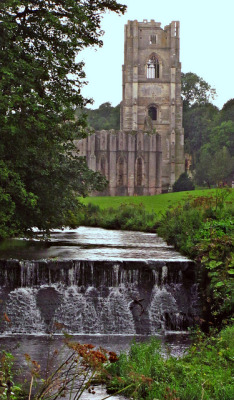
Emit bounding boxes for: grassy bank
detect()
[70,188,234,236]
[80,188,234,214]
[106,325,234,400]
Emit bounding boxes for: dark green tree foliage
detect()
[0,0,126,238]
[219,98,234,123]
[182,72,234,185]
[183,103,218,156]
[195,145,234,187]
[195,116,234,186]
[172,172,195,192]
[181,73,218,160]
[77,102,121,130]
[181,72,217,110]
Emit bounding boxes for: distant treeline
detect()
[77,102,120,131]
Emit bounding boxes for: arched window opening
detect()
[150,35,156,44]
[148,106,157,121]
[117,157,127,187]
[100,156,106,177]
[136,158,143,187]
[147,56,159,79]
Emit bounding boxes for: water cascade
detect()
[0,228,200,335]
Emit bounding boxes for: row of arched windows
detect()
[100,156,144,187]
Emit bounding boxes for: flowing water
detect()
[0,227,200,398]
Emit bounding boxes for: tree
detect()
[219,98,234,123]
[194,117,234,187]
[0,0,126,238]
[195,146,234,187]
[207,120,234,156]
[172,172,195,192]
[195,147,215,187]
[181,72,217,110]
[78,102,121,130]
[210,147,233,184]
[183,103,218,157]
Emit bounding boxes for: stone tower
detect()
[120,20,184,190]
[76,19,184,195]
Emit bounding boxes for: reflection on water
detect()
[0,333,190,381]
[0,333,191,398]
[0,226,190,261]
[0,334,191,398]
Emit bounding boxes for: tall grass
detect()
[106,325,234,400]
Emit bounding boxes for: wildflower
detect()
[84,343,95,349]
[109,351,118,363]
[3,313,10,323]
[25,353,31,362]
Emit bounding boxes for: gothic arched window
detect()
[147,56,159,79]
[100,156,106,177]
[117,156,127,187]
[136,158,143,187]
[148,106,157,121]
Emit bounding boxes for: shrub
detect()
[0,351,23,399]
[158,189,234,328]
[173,172,195,192]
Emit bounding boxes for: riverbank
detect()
[79,188,234,214]
[72,187,233,329]
[105,326,234,400]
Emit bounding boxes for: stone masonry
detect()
[75,20,184,195]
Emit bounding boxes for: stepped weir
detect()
[0,227,200,335]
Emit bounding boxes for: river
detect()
[0,227,199,399]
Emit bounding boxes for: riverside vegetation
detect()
[1,187,233,399]
[73,187,234,328]
[70,186,233,399]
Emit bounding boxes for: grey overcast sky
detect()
[79,0,234,110]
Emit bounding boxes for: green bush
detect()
[173,172,195,192]
[0,351,23,399]
[158,188,234,328]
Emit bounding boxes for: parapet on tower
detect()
[121,20,184,189]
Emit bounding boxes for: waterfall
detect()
[0,259,199,335]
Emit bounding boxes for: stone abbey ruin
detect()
[75,20,184,195]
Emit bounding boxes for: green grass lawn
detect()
[80,188,234,214]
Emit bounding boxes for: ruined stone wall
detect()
[74,130,162,196]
